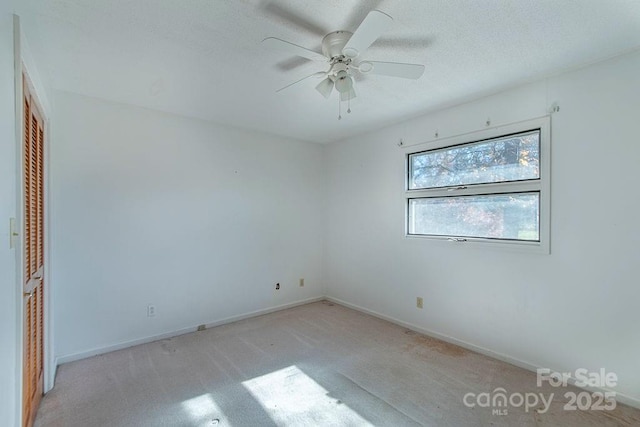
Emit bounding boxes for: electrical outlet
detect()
[416,297,423,309]
[147,304,156,317]
[275,283,280,290]
[197,324,206,331]
[299,278,304,287]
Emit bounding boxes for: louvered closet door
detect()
[22,76,45,427]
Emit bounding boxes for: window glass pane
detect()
[408,193,539,241]
[409,131,540,189]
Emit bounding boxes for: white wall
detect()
[0,7,18,427]
[326,50,640,404]
[51,92,326,360]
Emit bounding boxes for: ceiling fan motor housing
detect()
[322,31,353,59]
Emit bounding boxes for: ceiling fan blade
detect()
[315,77,334,98]
[262,3,327,37]
[276,71,326,93]
[262,37,327,62]
[342,10,393,59]
[367,61,425,79]
[340,87,356,102]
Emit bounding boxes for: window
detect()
[405,118,550,251]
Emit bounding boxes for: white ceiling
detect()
[19,0,640,143]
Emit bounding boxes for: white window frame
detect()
[404,117,550,254]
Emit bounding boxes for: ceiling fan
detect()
[263,9,425,118]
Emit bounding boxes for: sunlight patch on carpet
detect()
[242,365,372,425]
[181,393,224,425]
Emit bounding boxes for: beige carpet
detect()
[35,301,639,426]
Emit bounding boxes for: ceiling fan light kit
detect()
[334,70,353,93]
[263,10,425,119]
[315,78,334,99]
[340,87,356,102]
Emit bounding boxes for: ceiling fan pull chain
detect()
[347,95,351,114]
[338,95,342,120]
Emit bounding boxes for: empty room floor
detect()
[35,301,640,426]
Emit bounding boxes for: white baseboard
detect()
[325,296,640,410]
[55,296,324,365]
[202,296,325,330]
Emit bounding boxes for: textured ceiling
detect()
[18,0,640,143]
